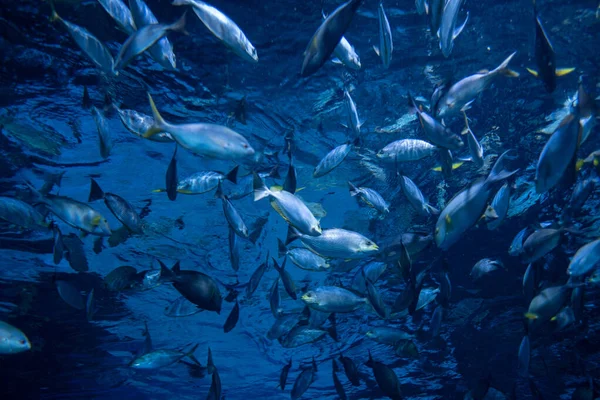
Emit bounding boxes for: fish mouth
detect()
[300,294,312,302]
[371,244,379,251]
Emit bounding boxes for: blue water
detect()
[1,0,600,399]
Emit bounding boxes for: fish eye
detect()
[19,339,26,345]
[242,143,248,149]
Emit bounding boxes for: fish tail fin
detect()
[171,260,181,274]
[494,51,520,78]
[143,93,169,139]
[425,204,440,215]
[185,343,200,360]
[285,225,300,246]
[348,181,359,196]
[88,178,105,202]
[225,165,238,184]
[158,260,175,280]
[170,11,189,35]
[207,347,215,374]
[253,173,270,201]
[277,238,287,258]
[487,150,519,184]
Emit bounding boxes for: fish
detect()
[114,13,188,71]
[0,197,49,230]
[435,150,519,250]
[246,252,269,297]
[115,107,174,142]
[509,226,530,256]
[461,112,484,168]
[278,239,330,272]
[428,0,445,36]
[223,301,239,333]
[398,173,439,216]
[128,0,177,70]
[53,226,64,265]
[267,313,300,341]
[215,181,249,238]
[525,285,571,324]
[343,90,363,138]
[352,262,387,293]
[301,286,368,313]
[324,10,361,70]
[435,52,519,118]
[130,344,199,369]
[165,167,238,196]
[290,358,317,399]
[301,0,363,77]
[88,179,143,234]
[430,305,443,337]
[526,0,575,93]
[170,262,222,313]
[173,0,258,63]
[365,351,403,400]
[279,359,292,390]
[50,1,116,75]
[273,258,297,300]
[105,265,138,291]
[313,142,354,178]
[253,174,321,236]
[470,258,505,281]
[348,181,390,215]
[332,360,347,400]
[339,354,360,386]
[438,0,469,57]
[97,0,136,34]
[517,335,530,377]
[166,145,178,201]
[55,280,85,310]
[280,325,332,348]
[364,271,388,318]
[91,106,112,159]
[63,233,90,272]
[487,183,510,230]
[287,226,379,260]
[269,277,281,317]
[228,226,240,271]
[0,321,31,354]
[377,139,438,162]
[144,93,255,161]
[374,2,393,69]
[207,367,222,400]
[522,227,572,263]
[567,239,600,277]
[366,327,412,346]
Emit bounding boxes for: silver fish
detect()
[129,0,177,69]
[522,228,567,263]
[114,13,187,71]
[278,239,330,272]
[0,321,31,354]
[314,142,353,178]
[144,93,255,161]
[280,325,330,348]
[461,112,484,167]
[374,1,393,68]
[301,286,367,313]
[216,182,248,238]
[344,90,362,138]
[399,174,439,216]
[348,182,389,215]
[435,52,519,118]
[509,226,530,256]
[409,94,462,150]
[116,107,174,142]
[487,183,510,230]
[324,10,361,70]
[0,197,49,230]
[366,327,412,346]
[435,150,518,250]
[130,344,199,369]
[287,226,378,260]
[301,0,363,77]
[567,239,600,277]
[91,106,112,159]
[172,167,238,195]
[97,0,136,34]
[173,0,258,63]
[438,0,469,57]
[50,4,116,75]
[470,258,504,281]
[377,139,437,162]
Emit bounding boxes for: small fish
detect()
[461,112,484,167]
[91,106,112,159]
[56,280,85,310]
[216,181,249,238]
[435,52,519,118]
[364,271,388,318]
[105,265,138,291]
[365,351,403,399]
[268,313,300,341]
[348,181,390,215]
[50,2,116,75]
[279,358,292,390]
[166,145,178,201]
[343,90,363,138]
[114,13,188,71]
[301,0,363,77]
[291,358,317,400]
[398,174,439,216]
[130,344,199,369]
[374,2,393,68]
[339,354,360,386]
[207,367,222,400]
[470,258,505,281]
[223,301,240,333]
[522,262,539,302]
[89,179,143,234]
[280,325,332,348]
[552,306,575,331]
[98,0,136,34]
[522,227,571,263]
[525,285,571,324]
[273,257,297,300]
[254,174,321,236]
[509,226,530,256]
[352,262,387,293]
[487,183,510,230]
[377,139,437,162]
[115,107,173,142]
[302,286,367,313]
[313,142,354,178]
[128,0,176,70]
[287,226,379,260]
[278,239,330,272]
[526,0,575,93]
[0,321,31,354]
[144,94,255,160]
[53,226,64,265]
[228,226,240,272]
[438,0,469,57]
[269,277,281,317]
[324,10,361,70]
[173,0,258,63]
[246,252,269,297]
[567,239,600,277]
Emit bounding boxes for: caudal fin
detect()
[348,181,359,196]
[253,173,270,201]
[487,150,519,184]
[277,238,288,258]
[169,12,189,35]
[285,225,301,246]
[88,178,105,202]
[143,93,169,139]
[494,52,520,78]
[224,166,238,184]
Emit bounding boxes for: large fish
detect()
[287,226,379,260]
[173,0,258,63]
[435,150,519,250]
[526,0,574,93]
[301,0,363,77]
[438,0,469,57]
[143,93,255,160]
[129,0,177,69]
